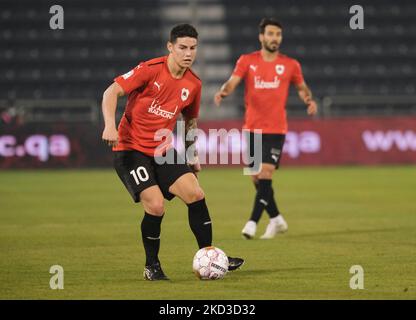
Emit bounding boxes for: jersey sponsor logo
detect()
[254,76,280,89]
[249,64,257,72]
[181,88,190,101]
[275,64,285,75]
[148,99,178,119]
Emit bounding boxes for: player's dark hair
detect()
[169,24,198,43]
[259,18,283,34]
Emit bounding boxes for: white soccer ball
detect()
[192,246,229,280]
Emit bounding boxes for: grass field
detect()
[1,166,415,299]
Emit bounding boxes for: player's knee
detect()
[188,187,205,203]
[143,199,165,216]
[258,167,274,179]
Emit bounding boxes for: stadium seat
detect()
[1,0,415,118]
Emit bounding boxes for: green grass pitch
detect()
[1,166,415,299]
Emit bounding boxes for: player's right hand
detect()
[213,91,224,107]
[306,99,318,116]
[102,126,119,147]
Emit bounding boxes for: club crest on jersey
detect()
[275,64,285,75]
[181,88,190,101]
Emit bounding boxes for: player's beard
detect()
[264,41,279,53]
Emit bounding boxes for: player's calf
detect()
[188,198,212,249]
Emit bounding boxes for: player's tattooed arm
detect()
[184,117,201,173]
[296,82,318,116]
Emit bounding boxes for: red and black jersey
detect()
[233,51,304,134]
[113,56,201,156]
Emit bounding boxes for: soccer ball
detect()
[192,246,229,280]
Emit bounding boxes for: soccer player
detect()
[214,18,318,239]
[101,24,244,280]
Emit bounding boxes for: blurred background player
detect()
[214,18,318,239]
[101,24,243,280]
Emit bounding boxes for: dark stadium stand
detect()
[224,0,416,96]
[0,0,162,100]
[0,0,415,119]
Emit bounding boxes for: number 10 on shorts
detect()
[130,166,149,185]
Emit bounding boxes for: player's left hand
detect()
[306,99,318,116]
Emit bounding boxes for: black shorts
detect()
[113,148,192,203]
[246,131,286,168]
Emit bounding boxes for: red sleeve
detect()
[114,62,152,94]
[182,84,201,119]
[232,55,249,78]
[291,59,304,85]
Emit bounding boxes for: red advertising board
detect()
[0,123,112,168]
[198,117,416,166]
[1,117,416,168]
[284,117,416,165]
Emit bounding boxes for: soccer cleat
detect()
[143,262,170,281]
[260,215,288,239]
[241,220,257,239]
[227,256,245,271]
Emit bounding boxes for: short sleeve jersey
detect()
[232,51,304,134]
[113,56,201,156]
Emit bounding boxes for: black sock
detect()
[266,187,280,218]
[141,212,163,266]
[188,198,212,249]
[253,182,280,219]
[249,179,273,223]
